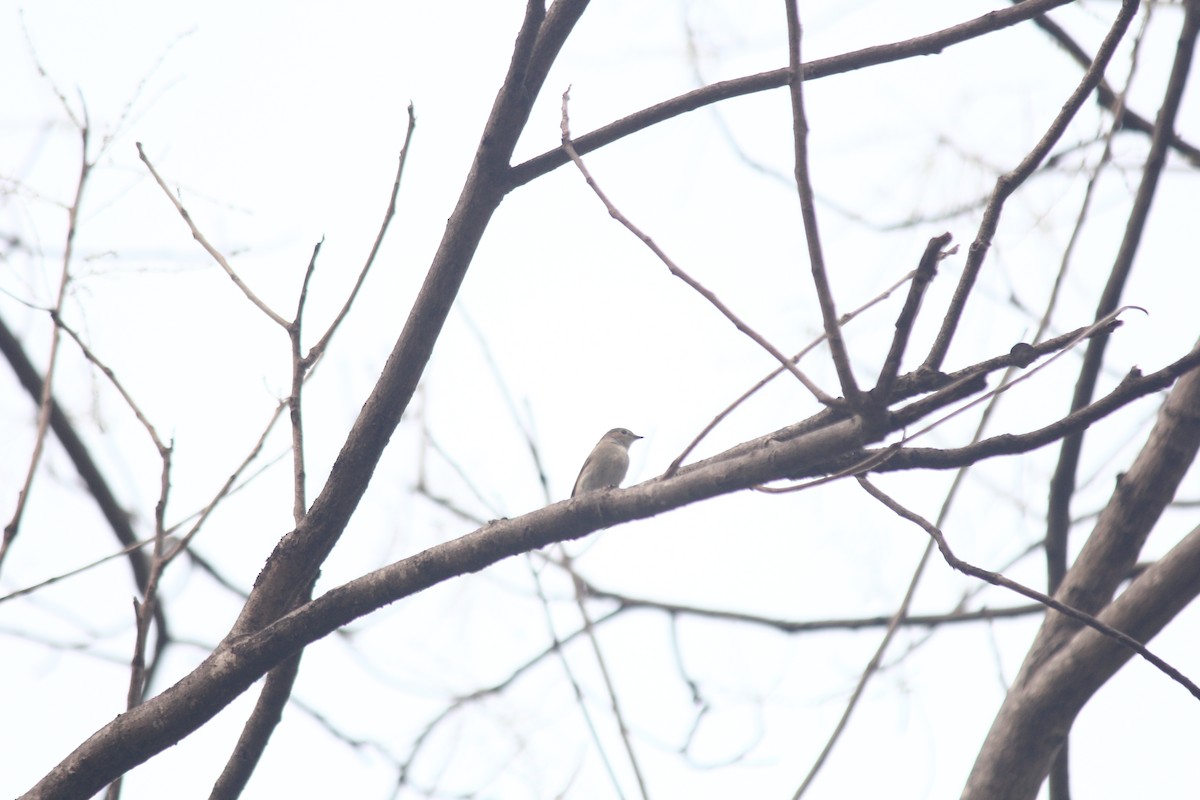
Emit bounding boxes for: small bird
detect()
[571,428,643,497]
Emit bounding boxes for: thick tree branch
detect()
[23,4,594,794]
[231,0,583,636]
[965,335,1200,799]
[0,310,171,664]
[1045,0,1200,616]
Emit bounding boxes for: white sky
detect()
[1,1,1198,798]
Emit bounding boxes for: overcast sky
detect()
[2,2,1198,798]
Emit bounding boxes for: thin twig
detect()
[878,342,1200,473]
[0,306,172,675]
[53,315,168,453]
[1,121,91,571]
[1015,0,1200,166]
[559,549,651,800]
[580,578,1042,634]
[754,322,1117,492]
[922,0,1139,371]
[510,0,1079,189]
[390,603,626,793]
[111,428,172,800]
[903,307,1142,446]
[136,142,289,328]
[0,536,158,605]
[1039,15,1155,789]
[50,309,175,762]
[166,400,289,560]
[560,89,833,407]
[666,269,918,476]
[1047,0,1198,607]
[791,541,934,800]
[858,477,1200,699]
[458,305,553,499]
[525,554,629,800]
[288,240,323,522]
[305,103,418,366]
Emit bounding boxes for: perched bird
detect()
[571,428,643,497]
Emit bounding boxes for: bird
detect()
[571,428,643,497]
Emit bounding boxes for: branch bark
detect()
[963,336,1200,800]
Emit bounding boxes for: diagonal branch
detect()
[509,0,1077,188]
[880,342,1200,472]
[136,143,289,329]
[24,6,596,795]
[667,269,917,477]
[783,0,861,408]
[857,478,1198,698]
[1045,0,1200,618]
[921,0,1139,371]
[304,103,419,367]
[1015,0,1200,165]
[560,91,834,407]
[872,234,952,401]
[2,121,91,570]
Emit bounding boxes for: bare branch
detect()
[857,478,1199,698]
[890,330,1200,462]
[1015,0,1200,165]
[922,0,1139,371]
[872,234,952,401]
[667,269,918,477]
[1046,0,1199,630]
[136,142,290,328]
[783,0,861,409]
[2,122,91,569]
[305,103,419,366]
[510,0,1078,188]
[526,554,630,800]
[560,89,835,407]
[557,549,650,799]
